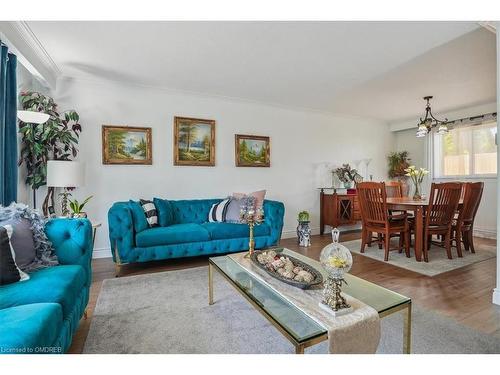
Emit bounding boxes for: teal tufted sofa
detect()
[108,198,285,274]
[0,218,93,354]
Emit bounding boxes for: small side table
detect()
[90,221,102,248]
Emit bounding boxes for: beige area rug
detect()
[343,238,496,277]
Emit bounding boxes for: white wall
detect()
[393,102,498,239]
[48,77,393,258]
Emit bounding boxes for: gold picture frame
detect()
[102,125,152,165]
[235,134,270,167]
[174,116,215,166]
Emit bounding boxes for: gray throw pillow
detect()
[225,196,256,223]
[0,218,36,271]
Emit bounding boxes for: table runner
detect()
[228,252,381,354]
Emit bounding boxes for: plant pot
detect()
[72,212,87,218]
[343,181,352,189]
[296,221,311,247]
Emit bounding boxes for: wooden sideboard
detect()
[319,188,361,234]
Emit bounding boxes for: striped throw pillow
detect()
[208,198,231,223]
[140,199,158,227]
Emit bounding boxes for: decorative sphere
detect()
[320,242,353,279]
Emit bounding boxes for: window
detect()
[433,121,497,178]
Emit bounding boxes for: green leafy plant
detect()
[333,164,362,183]
[387,151,411,179]
[18,91,82,190]
[69,196,93,214]
[297,211,310,222]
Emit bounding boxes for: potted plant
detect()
[333,164,362,189]
[404,166,429,200]
[387,151,411,196]
[297,210,310,223]
[68,196,93,218]
[17,91,82,216]
[296,211,311,247]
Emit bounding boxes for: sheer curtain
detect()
[0,41,18,206]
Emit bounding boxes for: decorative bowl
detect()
[250,249,323,289]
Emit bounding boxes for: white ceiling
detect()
[26,21,494,121]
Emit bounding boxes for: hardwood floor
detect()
[68,231,500,353]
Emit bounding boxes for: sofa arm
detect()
[45,218,93,285]
[263,200,285,245]
[108,202,135,264]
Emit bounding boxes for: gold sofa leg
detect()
[113,242,126,277]
[83,310,88,320]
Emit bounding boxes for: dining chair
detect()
[451,182,484,255]
[422,182,462,262]
[385,180,404,198]
[357,182,410,261]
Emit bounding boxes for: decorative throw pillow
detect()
[0,202,58,272]
[0,225,30,286]
[225,196,256,223]
[208,198,231,222]
[0,218,36,271]
[233,190,266,210]
[128,200,148,233]
[140,199,158,227]
[153,198,174,227]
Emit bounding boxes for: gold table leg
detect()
[208,263,214,305]
[295,344,304,354]
[403,302,412,354]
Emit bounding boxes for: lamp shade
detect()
[17,110,50,124]
[47,161,85,188]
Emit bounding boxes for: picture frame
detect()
[235,134,270,167]
[173,116,216,166]
[102,125,152,165]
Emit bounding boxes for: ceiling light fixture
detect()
[416,96,449,138]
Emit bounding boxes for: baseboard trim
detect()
[493,289,500,306]
[281,226,320,239]
[473,228,496,239]
[93,247,112,259]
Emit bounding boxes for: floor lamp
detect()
[46,161,85,217]
[17,110,50,209]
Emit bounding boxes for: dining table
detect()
[386,197,463,262]
[386,197,428,262]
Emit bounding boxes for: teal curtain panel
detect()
[0,42,18,206]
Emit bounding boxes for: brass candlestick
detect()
[322,277,351,311]
[240,207,264,258]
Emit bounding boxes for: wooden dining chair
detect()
[357,182,410,261]
[422,182,462,262]
[385,180,404,198]
[451,182,484,255]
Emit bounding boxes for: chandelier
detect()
[416,96,449,137]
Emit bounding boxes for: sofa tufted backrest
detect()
[170,199,222,224]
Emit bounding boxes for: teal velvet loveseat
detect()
[0,218,93,354]
[108,198,285,275]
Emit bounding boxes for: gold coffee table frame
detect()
[208,249,411,354]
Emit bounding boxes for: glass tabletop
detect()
[210,248,410,343]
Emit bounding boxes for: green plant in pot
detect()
[68,196,93,218]
[333,164,362,189]
[17,91,82,216]
[298,210,310,223]
[387,151,411,195]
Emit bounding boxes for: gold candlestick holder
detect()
[240,207,264,258]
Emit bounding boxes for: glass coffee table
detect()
[208,248,411,354]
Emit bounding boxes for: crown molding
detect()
[0,21,60,88]
[478,21,496,34]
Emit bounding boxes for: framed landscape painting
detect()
[174,116,215,166]
[235,134,270,167]
[102,125,152,165]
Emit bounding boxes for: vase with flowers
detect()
[404,166,429,200]
[333,164,362,189]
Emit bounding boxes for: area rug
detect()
[83,266,500,354]
[343,239,496,277]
